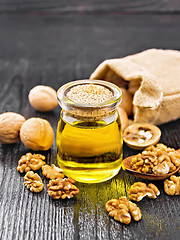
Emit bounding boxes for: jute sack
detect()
[90,49,180,125]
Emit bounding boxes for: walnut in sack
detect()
[164,175,180,195]
[129,182,160,202]
[42,164,64,179]
[117,107,129,132]
[119,88,133,116]
[47,177,79,199]
[106,196,142,224]
[24,171,43,193]
[17,153,46,173]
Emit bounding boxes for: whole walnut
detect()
[20,118,54,151]
[28,85,58,112]
[0,112,26,144]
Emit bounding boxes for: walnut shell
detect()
[28,85,58,112]
[20,118,54,151]
[0,112,26,144]
[120,88,133,116]
[123,123,161,150]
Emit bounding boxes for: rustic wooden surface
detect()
[0,0,180,13]
[0,1,180,239]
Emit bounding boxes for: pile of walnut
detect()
[130,143,180,175]
[17,153,79,199]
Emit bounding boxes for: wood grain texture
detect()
[0,12,180,240]
[0,0,180,13]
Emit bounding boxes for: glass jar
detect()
[56,80,123,183]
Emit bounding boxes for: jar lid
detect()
[57,80,122,120]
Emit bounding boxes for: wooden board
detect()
[0,0,180,13]
[0,9,180,240]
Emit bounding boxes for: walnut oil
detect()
[57,80,123,183]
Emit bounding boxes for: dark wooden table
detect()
[0,1,180,239]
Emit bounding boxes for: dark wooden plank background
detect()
[0,0,180,13]
[0,1,180,240]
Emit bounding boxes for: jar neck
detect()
[61,109,119,125]
[57,80,122,121]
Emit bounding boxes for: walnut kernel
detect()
[106,196,142,224]
[129,182,160,202]
[17,152,46,173]
[24,171,43,193]
[164,175,180,195]
[152,161,169,175]
[47,178,79,199]
[42,164,64,179]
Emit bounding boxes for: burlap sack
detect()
[90,49,180,125]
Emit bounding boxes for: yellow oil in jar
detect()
[57,114,123,183]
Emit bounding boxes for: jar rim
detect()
[57,79,122,109]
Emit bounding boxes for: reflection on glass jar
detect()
[57,80,123,183]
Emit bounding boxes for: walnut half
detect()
[152,161,169,175]
[42,164,64,179]
[106,196,142,224]
[129,182,160,202]
[24,171,43,193]
[47,177,79,199]
[17,153,46,173]
[123,123,161,150]
[164,175,180,195]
